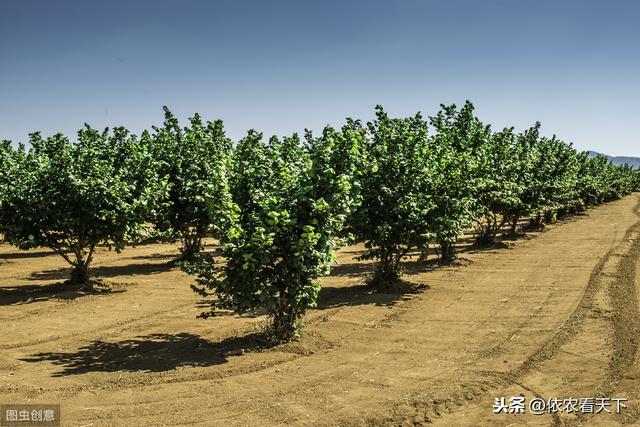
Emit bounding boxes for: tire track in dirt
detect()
[0,301,197,350]
[1,251,199,350]
[566,205,640,426]
[18,288,428,424]
[431,196,640,426]
[2,285,406,399]
[515,381,563,426]
[608,220,640,381]
[2,249,377,354]
[2,302,406,397]
[4,196,639,427]
[478,291,556,359]
[518,202,640,427]
[499,220,631,384]
[480,220,621,363]
[73,199,640,427]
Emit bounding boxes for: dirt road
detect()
[1,194,639,426]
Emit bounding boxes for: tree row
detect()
[1,102,638,340]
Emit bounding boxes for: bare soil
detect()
[1,194,639,426]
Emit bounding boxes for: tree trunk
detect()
[476,213,498,245]
[418,244,429,261]
[510,215,520,235]
[440,240,455,261]
[269,298,301,342]
[69,244,95,287]
[271,310,298,342]
[530,213,544,229]
[371,248,402,289]
[181,235,203,262]
[544,210,556,224]
[70,259,90,285]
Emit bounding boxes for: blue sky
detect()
[1,0,638,156]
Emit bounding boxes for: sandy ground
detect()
[1,194,639,427]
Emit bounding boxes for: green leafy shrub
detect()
[149,107,234,261]
[185,123,361,341]
[352,106,435,286]
[0,127,163,286]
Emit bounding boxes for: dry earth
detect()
[1,194,639,426]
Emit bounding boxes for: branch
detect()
[41,231,75,265]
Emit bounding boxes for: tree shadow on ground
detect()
[29,262,174,281]
[0,250,57,260]
[126,245,222,263]
[338,247,367,256]
[329,261,374,278]
[329,239,513,282]
[323,233,518,309]
[317,280,427,310]
[462,240,511,255]
[128,252,179,261]
[191,300,266,318]
[21,332,266,376]
[0,282,123,306]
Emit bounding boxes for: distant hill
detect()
[587,151,640,169]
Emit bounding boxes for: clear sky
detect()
[1,0,638,156]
